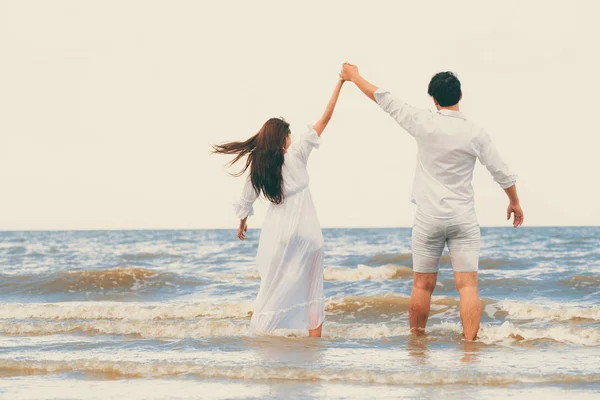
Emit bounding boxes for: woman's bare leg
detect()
[309,324,322,337]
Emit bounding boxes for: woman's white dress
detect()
[233,126,325,334]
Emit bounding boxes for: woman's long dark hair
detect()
[212,118,290,205]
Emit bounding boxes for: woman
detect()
[212,78,345,337]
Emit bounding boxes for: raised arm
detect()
[313,79,345,136]
[340,63,430,137]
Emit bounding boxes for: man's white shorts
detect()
[411,208,481,273]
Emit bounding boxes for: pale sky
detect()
[1,0,598,230]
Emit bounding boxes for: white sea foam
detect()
[333,321,600,345]
[0,359,597,385]
[1,317,598,346]
[324,322,410,339]
[0,295,419,321]
[1,297,599,345]
[477,321,600,346]
[495,300,600,321]
[0,319,250,339]
[2,296,598,324]
[0,301,253,321]
[413,321,600,346]
[323,265,412,281]
[245,264,413,281]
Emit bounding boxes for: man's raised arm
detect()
[340,63,430,137]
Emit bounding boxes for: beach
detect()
[0,227,598,399]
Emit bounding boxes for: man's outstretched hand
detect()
[339,62,359,82]
[507,202,524,228]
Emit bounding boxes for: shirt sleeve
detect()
[289,125,322,164]
[374,88,433,137]
[473,130,517,189]
[233,177,259,219]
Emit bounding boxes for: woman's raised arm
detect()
[313,79,345,136]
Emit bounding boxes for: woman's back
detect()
[214,78,345,337]
[249,126,325,334]
[281,127,321,200]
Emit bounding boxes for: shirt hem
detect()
[414,205,476,220]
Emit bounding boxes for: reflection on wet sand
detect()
[245,335,325,364]
[407,334,429,364]
[406,332,483,365]
[461,339,483,363]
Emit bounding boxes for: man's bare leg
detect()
[454,271,481,340]
[409,272,438,335]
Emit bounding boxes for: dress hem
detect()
[251,297,326,334]
[251,297,325,318]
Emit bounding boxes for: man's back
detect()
[374,88,517,218]
[339,63,523,340]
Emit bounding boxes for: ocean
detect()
[0,227,598,399]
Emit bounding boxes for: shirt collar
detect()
[438,109,467,120]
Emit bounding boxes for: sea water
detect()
[0,227,598,399]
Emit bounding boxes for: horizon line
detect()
[0,225,598,233]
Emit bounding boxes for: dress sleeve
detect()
[374,87,433,137]
[289,125,322,164]
[233,178,259,219]
[473,129,517,189]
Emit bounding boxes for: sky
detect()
[0,0,598,230]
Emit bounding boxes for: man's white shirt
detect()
[374,87,517,219]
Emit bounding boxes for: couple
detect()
[213,63,523,339]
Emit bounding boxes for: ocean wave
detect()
[560,275,600,289]
[5,245,27,254]
[478,278,531,288]
[492,300,600,322]
[328,321,600,345]
[366,253,516,270]
[243,258,513,283]
[0,241,25,249]
[479,257,524,269]
[2,296,597,324]
[330,320,600,345]
[367,253,414,265]
[478,321,600,346]
[0,359,598,384]
[1,296,598,341]
[244,265,413,282]
[0,267,202,296]
[325,294,466,317]
[0,295,436,322]
[323,265,413,281]
[0,320,249,339]
[0,316,598,346]
[0,301,253,321]
[120,252,181,261]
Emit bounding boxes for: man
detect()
[340,64,523,340]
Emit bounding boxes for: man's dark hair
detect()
[427,72,461,107]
